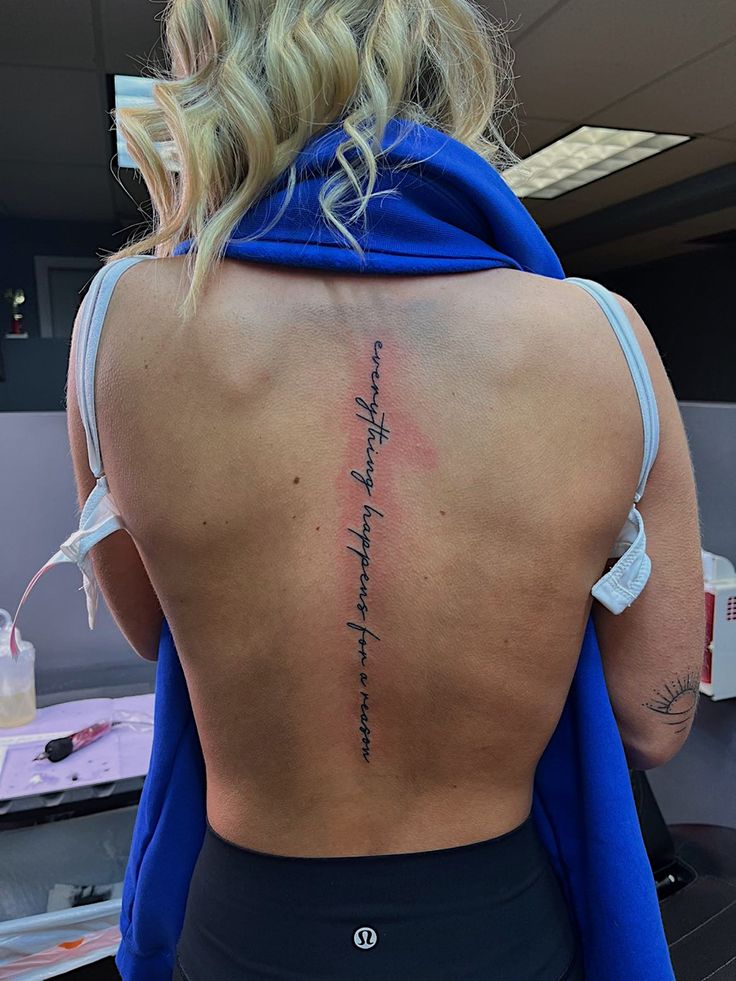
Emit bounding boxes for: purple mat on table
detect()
[0,694,153,800]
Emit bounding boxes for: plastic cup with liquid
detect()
[0,608,37,728]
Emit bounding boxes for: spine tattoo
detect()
[346,340,390,763]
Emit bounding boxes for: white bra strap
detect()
[74,255,157,478]
[565,277,660,503]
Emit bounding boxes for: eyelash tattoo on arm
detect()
[641,668,701,734]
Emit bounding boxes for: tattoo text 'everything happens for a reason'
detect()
[346,340,390,763]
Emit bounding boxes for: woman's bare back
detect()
[97,258,643,856]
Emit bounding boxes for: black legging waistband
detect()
[175,813,584,980]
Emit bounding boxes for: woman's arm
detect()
[66,304,163,662]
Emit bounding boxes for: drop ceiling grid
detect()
[587,37,736,136]
[711,123,736,144]
[511,0,736,121]
[482,0,575,41]
[525,137,736,227]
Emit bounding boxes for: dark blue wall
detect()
[0,217,120,411]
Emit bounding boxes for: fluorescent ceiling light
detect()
[502,125,691,199]
[113,74,178,171]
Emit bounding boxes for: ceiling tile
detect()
[482,0,573,38]
[711,123,736,144]
[590,40,736,136]
[512,0,736,120]
[0,162,115,221]
[99,0,166,76]
[0,0,96,69]
[0,66,107,166]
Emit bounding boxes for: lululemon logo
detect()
[353,926,378,949]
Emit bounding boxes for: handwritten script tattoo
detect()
[346,340,390,763]
[642,668,701,734]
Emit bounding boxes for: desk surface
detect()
[0,693,153,815]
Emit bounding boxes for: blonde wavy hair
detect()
[109,0,520,320]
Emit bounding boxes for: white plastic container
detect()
[0,609,36,728]
[700,550,736,700]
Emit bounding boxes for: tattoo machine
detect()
[33,713,154,762]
